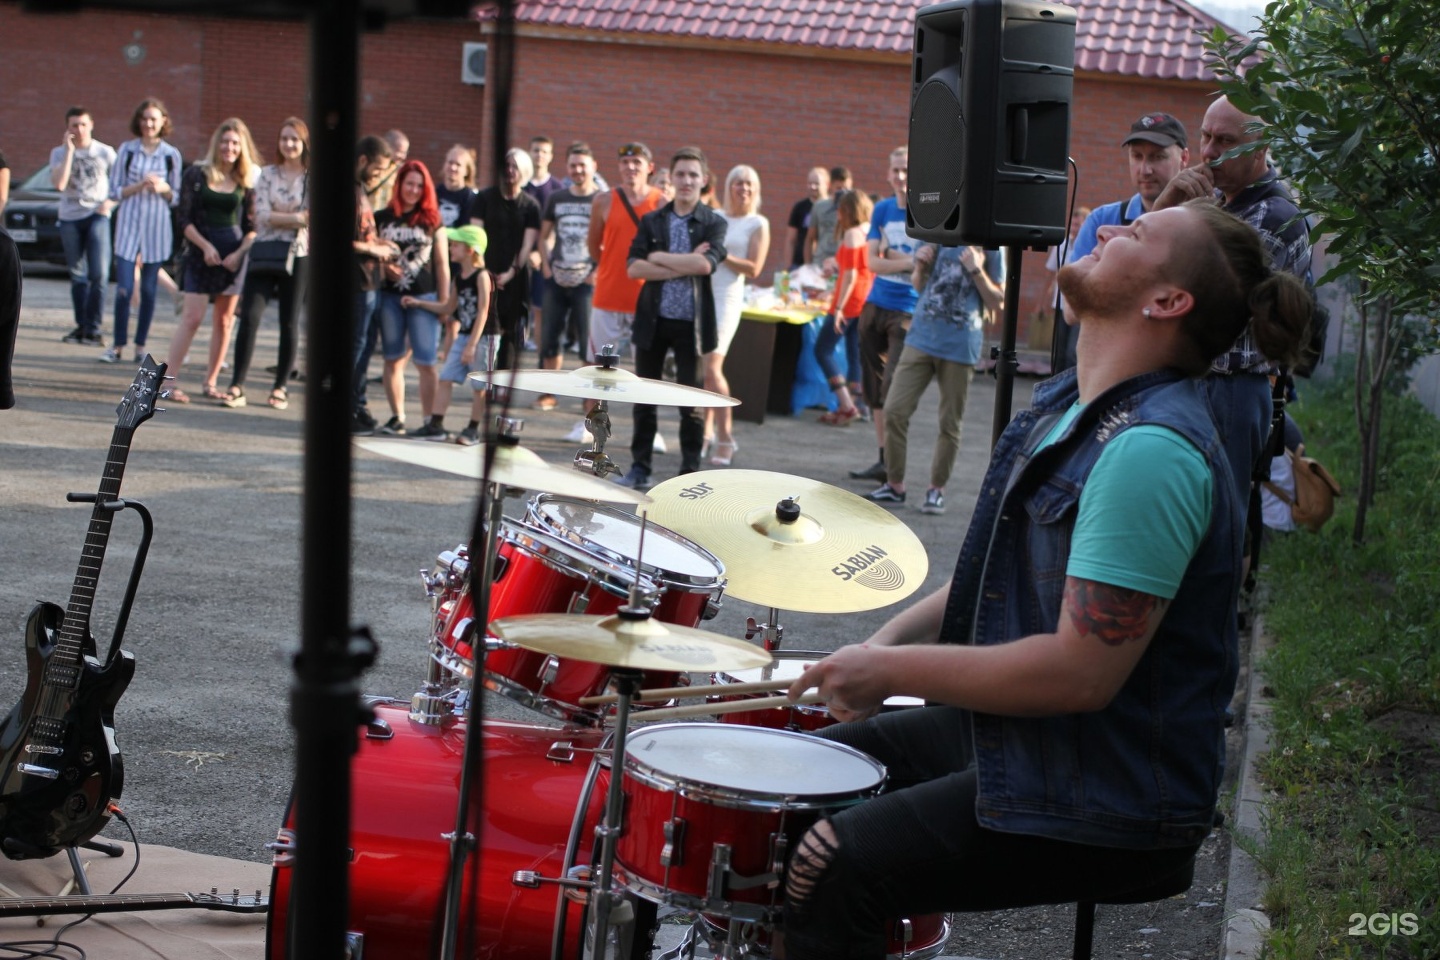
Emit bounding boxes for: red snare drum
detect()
[613,723,885,922]
[267,704,615,959]
[699,911,950,960]
[527,495,726,629]
[711,650,926,732]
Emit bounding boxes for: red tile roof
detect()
[491,0,1239,82]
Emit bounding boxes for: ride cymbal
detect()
[467,366,739,408]
[355,438,651,505]
[643,470,928,613]
[489,613,773,673]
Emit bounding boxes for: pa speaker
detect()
[907,0,1076,249]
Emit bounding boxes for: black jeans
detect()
[630,317,704,475]
[232,257,308,392]
[783,706,1201,960]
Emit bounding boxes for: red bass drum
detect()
[267,703,624,959]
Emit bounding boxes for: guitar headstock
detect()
[190,890,270,914]
[115,355,169,429]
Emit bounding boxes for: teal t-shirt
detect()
[1040,403,1212,599]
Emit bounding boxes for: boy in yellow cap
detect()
[402,223,493,444]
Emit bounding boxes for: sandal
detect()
[819,407,861,427]
[709,440,738,467]
[267,387,289,411]
[202,383,226,401]
[220,386,247,409]
[168,388,192,404]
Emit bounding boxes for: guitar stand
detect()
[64,493,154,663]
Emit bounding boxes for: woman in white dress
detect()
[706,164,770,466]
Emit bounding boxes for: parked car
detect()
[3,166,66,265]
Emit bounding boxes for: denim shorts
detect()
[377,291,440,365]
[439,333,501,384]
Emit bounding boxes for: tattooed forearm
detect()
[1064,578,1164,647]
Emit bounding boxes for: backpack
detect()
[1264,443,1342,532]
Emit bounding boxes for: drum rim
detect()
[621,722,886,810]
[528,494,728,591]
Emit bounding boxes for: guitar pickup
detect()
[24,744,64,756]
[16,763,60,780]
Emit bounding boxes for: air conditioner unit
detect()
[461,42,487,86]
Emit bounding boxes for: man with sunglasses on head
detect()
[567,142,667,444]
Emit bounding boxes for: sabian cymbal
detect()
[467,366,739,408]
[355,438,651,505]
[489,613,774,673]
[644,470,928,613]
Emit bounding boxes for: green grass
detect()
[1252,369,1440,959]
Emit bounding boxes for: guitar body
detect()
[0,601,134,860]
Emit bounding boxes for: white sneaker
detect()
[652,434,668,454]
[97,347,122,364]
[564,420,593,443]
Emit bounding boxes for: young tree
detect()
[1206,0,1439,543]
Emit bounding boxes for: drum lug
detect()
[660,817,687,868]
[511,867,596,896]
[266,827,296,867]
[896,917,914,950]
[702,594,723,622]
[363,715,394,740]
[538,655,561,689]
[546,739,578,763]
[768,830,787,878]
[706,844,732,906]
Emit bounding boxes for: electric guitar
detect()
[0,888,267,917]
[0,357,166,859]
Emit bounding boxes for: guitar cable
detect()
[0,805,142,960]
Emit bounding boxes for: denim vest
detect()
[940,367,1242,849]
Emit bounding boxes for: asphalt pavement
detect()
[0,271,1236,959]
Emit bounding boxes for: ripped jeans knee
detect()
[786,819,840,914]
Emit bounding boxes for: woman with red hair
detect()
[374,158,450,436]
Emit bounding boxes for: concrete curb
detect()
[1222,614,1274,960]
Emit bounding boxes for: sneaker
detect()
[412,421,451,442]
[81,333,106,347]
[564,420,594,444]
[378,416,407,436]
[919,489,946,515]
[849,459,887,481]
[456,426,480,446]
[354,407,378,432]
[351,412,376,436]
[864,483,906,505]
[61,327,86,344]
[534,394,558,411]
[652,434,668,454]
[615,466,652,490]
[97,347,122,364]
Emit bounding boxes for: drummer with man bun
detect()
[783,200,1313,958]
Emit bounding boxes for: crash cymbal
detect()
[467,366,739,408]
[489,613,774,673]
[644,470,928,613]
[355,438,651,505]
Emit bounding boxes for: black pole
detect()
[291,1,368,958]
[990,245,1025,448]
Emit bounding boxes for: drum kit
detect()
[267,354,944,960]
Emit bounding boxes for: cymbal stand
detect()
[436,422,525,960]
[586,665,641,960]
[573,345,624,478]
[745,610,785,652]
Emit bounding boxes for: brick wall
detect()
[0,6,1215,341]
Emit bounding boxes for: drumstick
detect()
[628,693,825,723]
[577,678,794,706]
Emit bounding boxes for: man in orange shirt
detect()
[571,141,665,443]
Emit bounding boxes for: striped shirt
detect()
[110,139,183,261]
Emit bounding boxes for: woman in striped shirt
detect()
[164,118,259,403]
[107,98,183,363]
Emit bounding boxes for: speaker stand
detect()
[990,245,1026,449]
